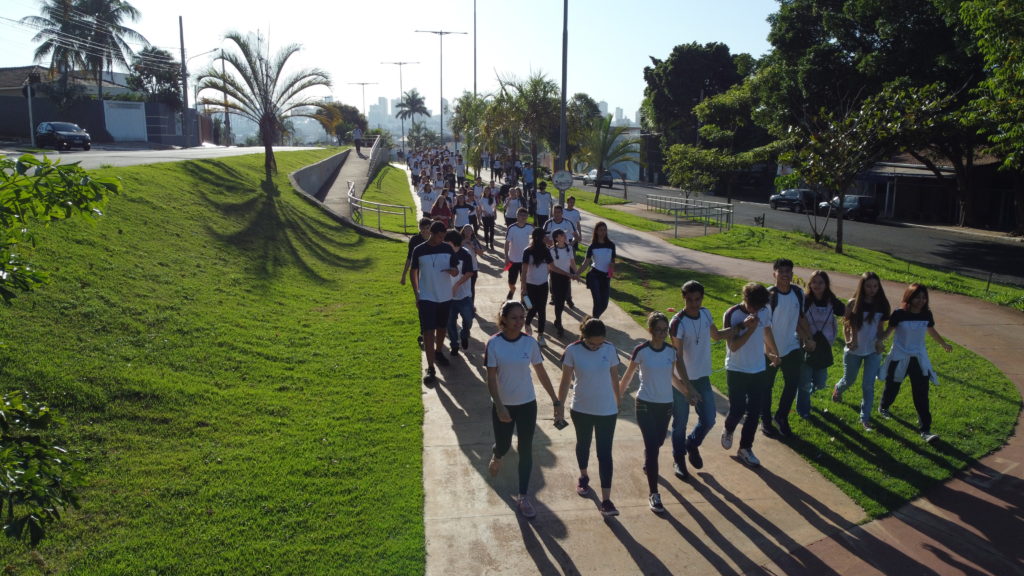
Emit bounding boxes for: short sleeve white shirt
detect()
[669,308,714,380]
[563,341,620,416]
[506,224,534,263]
[631,342,677,404]
[485,332,542,406]
[723,304,773,374]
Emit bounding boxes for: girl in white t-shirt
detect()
[619,312,695,514]
[485,301,559,519]
[556,317,623,517]
[832,271,891,430]
[521,228,554,346]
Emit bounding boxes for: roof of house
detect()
[0,65,52,90]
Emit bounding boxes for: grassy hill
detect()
[0,150,424,575]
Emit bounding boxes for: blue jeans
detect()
[586,270,611,319]
[671,376,716,460]
[798,364,827,418]
[447,296,473,349]
[835,350,881,423]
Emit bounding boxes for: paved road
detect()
[567,179,1024,287]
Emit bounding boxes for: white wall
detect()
[103,100,147,141]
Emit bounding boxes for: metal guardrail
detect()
[645,194,734,237]
[347,178,416,233]
[366,135,388,180]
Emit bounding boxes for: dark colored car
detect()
[818,195,879,221]
[583,169,614,188]
[35,122,92,151]
[769,188,818,212]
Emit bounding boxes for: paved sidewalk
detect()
[415,191,1024,574]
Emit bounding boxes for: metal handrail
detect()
[347,178,415,233]
[645,194,734,237]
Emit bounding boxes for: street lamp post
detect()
[415,29,466,147]
[557,0,569,204]
[382,61,419,156]
[178,15,217,148]
[348,82,378,118]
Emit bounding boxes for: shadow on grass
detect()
[183,161,373,285]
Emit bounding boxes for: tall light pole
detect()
[557,0,570,204]
[382,61,419,156]
[415,29,466,147]
[473,0,477,96]
[348,82,378,118]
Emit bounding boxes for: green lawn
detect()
[359,164,419,234]
[609,259,1021,518]
[671,225,1024,311]
[0,151,423,575]
[547,182,672,233]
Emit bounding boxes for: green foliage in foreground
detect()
[0,150,423,574]
[359,164,418,234]
[671,225,1024,311]
[609,259,1020,518]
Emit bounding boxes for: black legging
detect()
[587,270,611,319]
[725,370,767,450]
[881,357,932,432]
[549,273,570,327]
[482,215,496,246]
[492,400,537,495]
[571,410,617,489]
[525,282,549,334]
[636,399,673,493]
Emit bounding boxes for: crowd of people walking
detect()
[401,146,954,520]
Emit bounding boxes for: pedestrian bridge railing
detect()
[347,179,417,234]
[645,194,734,237]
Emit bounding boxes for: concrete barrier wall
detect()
[290,149,349,199]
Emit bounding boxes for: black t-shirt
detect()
[407,234,427,260]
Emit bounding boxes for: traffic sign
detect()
[553,170,573,191]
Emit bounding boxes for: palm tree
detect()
[196,32,331,181]
[450,91,490,174]
[77,0,148,99]
[22,0,88,87]
[396,89,430,124]
[511,72,559,186]
[579,115,640,203]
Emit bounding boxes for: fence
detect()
[645,194,734,237]
[347,179,417,233]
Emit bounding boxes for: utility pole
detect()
[222,49,231,146]
[556,0,570,204]
[348,82,378,118]
[382,61,418,156]
[179,16,189,148]
[473,0,477,96]
[415,29,466,147]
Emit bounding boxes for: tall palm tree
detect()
[22,0,88,84]
[580,114,640,203]
[450,91,490,174]
[78,0,148,99]
[396,89,430,124]
[196,32,331,181]
[511,72,559,186]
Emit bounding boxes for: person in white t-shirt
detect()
[832,272,891,431]
[764,258,812,438]
[485,301,559,519]
[504,208,534,301]
[533,182,553,228]
[563,196,583,255]
[619,312,696,514]
[556,317,624,517]
[721,283,781,468]
[521,228,554,347]
[668,280,735,479]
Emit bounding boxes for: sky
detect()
[1,0,778,122]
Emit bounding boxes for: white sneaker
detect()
[648,492,665,513]
[737,448,761,467]
[721,429,734,450]
[921,432,939,444]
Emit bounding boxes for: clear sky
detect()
[1,0,777,122]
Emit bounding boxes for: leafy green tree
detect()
[1,390,82,546]
[22,0,87,102]
[407,120,440,149]
[482,84,524,166]
[0,155,121,300]
[77,0,148,99]
[554,92,602,172]
[578,115,639,203]
[312,102,363,146]
[196,32,331,181]
[642,42,744,149]
[450,91,491,175]
[126,46,182,109]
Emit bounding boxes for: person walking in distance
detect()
[620,312,697,513]
[504,207,534,301]
[548,229,578,337]
[353,126,364,158]
[721,283,781,468]
[878,284,953,443]
[446,230,475,357]
[534,181,553,228]
[486,301,560,519]
[556,317,624,517]
[668,280,736,479]
[410,221,459,385]
[577,222,616,319]
[479,186,498,249]
[832,272,891,431]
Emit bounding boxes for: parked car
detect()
[769,188,818,212]
[35,122,91,151]
[818,195,879,221]
[583,169,614,188]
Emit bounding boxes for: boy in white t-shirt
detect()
[721,283,781,468]
[763,258,812,438]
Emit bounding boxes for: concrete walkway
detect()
[414,184,1024,575]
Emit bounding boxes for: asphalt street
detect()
[569,178,1024,287]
